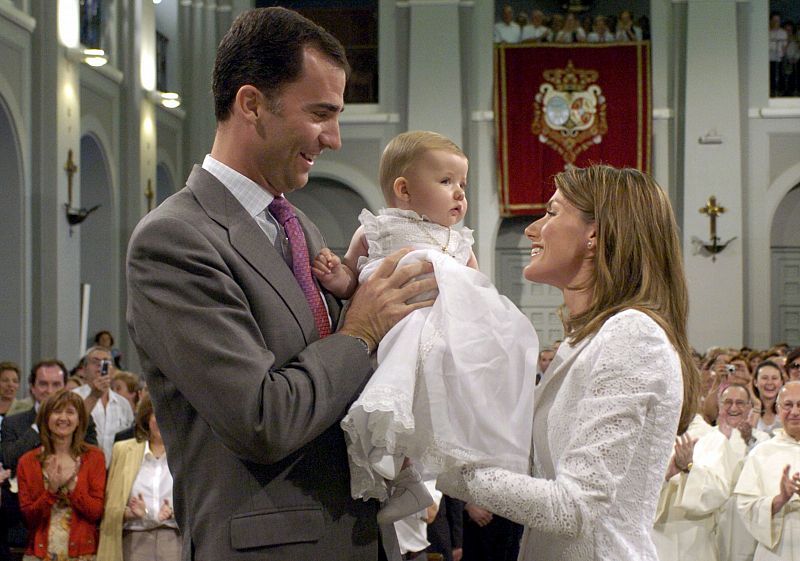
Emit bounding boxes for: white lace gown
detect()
[437,309,683,561]
[340,208,538,502]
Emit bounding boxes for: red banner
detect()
[495,42,651,216]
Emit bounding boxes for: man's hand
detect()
[772,465,800,515]
[465,503,493,527]
[88,372,111,399]
[339,248,437,351]
[666,434,697,479]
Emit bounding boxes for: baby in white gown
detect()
[313,131,538,524]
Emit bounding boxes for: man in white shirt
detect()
[73,346,134,466]
[735,381,800,561]
[653,384,768,561]
[494,4,521,44]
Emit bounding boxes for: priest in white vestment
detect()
[735,381,800,561]
[653,385,768,561]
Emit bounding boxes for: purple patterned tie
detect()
[268,196,331,338]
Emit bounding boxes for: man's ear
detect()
[234,85,263,121]
[393,177,410,202]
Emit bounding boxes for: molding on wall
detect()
[397,1,474,7]
[748,106,800,118]
[0,2,35,33]
[339,111,400,124]
[471,110,494,122]
[470,108,674,122]
[652,108,674,120]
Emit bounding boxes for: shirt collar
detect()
[202,154,274,217]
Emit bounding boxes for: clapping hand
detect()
[43,456,79,493]
[773,465,800,514]
[666,434,697,480]
[126,493,147,520]
[0,463,10,485]
[158,499,174,522]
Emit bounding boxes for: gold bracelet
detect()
[683,462,693,473]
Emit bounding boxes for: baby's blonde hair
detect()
[378,131,466,205]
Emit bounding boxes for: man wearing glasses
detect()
[735,381,800,560]
[653,384,768,561]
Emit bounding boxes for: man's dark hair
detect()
[29,359,69,387]
[212,7,350,121]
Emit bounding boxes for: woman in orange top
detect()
[17,389,106,560]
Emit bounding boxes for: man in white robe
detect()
[653,385,768,561]
[735,381,800,561]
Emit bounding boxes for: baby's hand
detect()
[312,247,342,279]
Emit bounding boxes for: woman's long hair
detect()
[554,165,699,435]
[36,389,90,460]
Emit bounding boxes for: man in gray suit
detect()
[126,7,436,561]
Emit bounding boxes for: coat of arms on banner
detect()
[531,60,608,165]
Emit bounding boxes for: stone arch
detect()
[0,92,28,366]
[79,132,119,352]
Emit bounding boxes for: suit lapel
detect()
[186,166,317,343]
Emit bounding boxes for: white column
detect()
[682,0,745,350]
[30,0,82,363]
[406,0,463,144]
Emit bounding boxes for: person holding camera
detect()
[73,346,134,467]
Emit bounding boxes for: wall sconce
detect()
[158,91,181,109]
[64,149,100,231]
[66,46,108,67]
[691,196,736,262]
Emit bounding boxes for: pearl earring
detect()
[587,241,593,248]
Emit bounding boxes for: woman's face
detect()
[112,379,137,410]
[0,369,20,400]
[756,366,783,401]
[523,189,595,290]
[48,404,79,440]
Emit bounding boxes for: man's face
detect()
[538,350,555,373]
[718,386,752,429]
[256,48,345,196]
[31,365,65,404]
[503,5,513,24]
[779,383,800,440]
[84,349,113,383]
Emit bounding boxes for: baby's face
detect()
[401,150,468,227]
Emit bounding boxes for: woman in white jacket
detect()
[438,165,699,561]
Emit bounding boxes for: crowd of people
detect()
[769,11,800,97]
[494,4,650,44]
[0,335,180,561]
[653,343,800,561]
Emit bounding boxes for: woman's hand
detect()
[125,493,147,520]
[465,503,493,527]
[43,456,78,493]
[158,499,174,522]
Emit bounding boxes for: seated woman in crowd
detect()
[98,396,180,561]
[751,360,784,436]
[0,362,28,426]
[17,389,106,561]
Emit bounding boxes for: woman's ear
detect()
[393,177,410,202]
[586,225,597,254]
